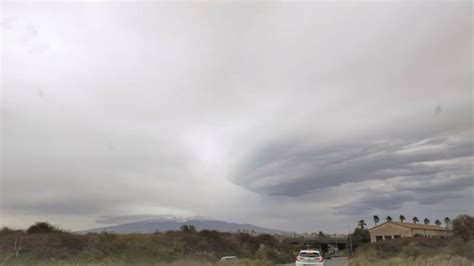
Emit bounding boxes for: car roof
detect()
[221,256,237,258]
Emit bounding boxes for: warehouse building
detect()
[369,221,452,243]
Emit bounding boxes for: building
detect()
[369,221,452,243]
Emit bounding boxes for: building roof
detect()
[369,221,449,232]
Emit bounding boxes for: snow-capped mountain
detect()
[80,216,286,235]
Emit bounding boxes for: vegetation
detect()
[399,215,405,223]
[368,214,453,227]
[444,217,451,228]
[26,222,63,234]
[452,214,474,241]
[350,228,370,251]
[0,227,17,235]
[373,215,379,226]
[350,237,474,265]
[350,254,471,266]
[0,222,298,265]
[357,220,367,229]
[317,231,326,238]
[180,225,197,233]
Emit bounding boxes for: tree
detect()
[424,218,430,225]
[318,231,326,238]
[180,224,196,232]
[412,217,419,224]
[386,216,392,222]
[399,215,405,223]
[351,228,370,250]
[357,220,367,229]
[373,215,380,226]
[452,214,474,241]
[435,220,442,227]
[444,217,451,229]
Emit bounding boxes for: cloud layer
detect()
[1,1,472,232]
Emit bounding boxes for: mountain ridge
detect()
[80,216,287,235]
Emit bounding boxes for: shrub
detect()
[450,238,474,260]
[400,242,437,258]
[452,214,474,241]
[26,222,62,234]
[255,234,278,247]
[0,226,15,234]
[351,228,370,250]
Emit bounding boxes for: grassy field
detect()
[0,228,298,265]
[349,237,474,266]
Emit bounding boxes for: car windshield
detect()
[299,252,320,257]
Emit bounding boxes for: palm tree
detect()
[399,215,405,223]
[424,218,430,225]
[412,216,419,224]
[373,215,380,226]
[444,217,451,228]
[435,220,442,227]
[357,220,367,229]
[386,216,392,222]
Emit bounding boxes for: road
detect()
[282,257,348,266]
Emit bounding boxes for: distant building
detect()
[369,221,452,243]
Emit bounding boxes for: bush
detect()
[26,222,62,234]
[452,214,474,241]
[0,226,15,234]
[450,238,474,260]
[352,237,449,259]
[400,242,437,258]
[351,228,370,250]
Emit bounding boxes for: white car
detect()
[295,250,325,266]
[219,256,238,263]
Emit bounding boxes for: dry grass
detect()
[349,237,474,266]
[349,255,473,266]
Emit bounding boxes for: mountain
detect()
[80,216,286,235]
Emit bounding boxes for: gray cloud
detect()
[335,192,416,216]
[334,173,472,216]
[234,129,473,195]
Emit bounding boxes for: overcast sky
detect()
[1,1,472,233]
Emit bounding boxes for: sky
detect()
[1,1,473,233]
